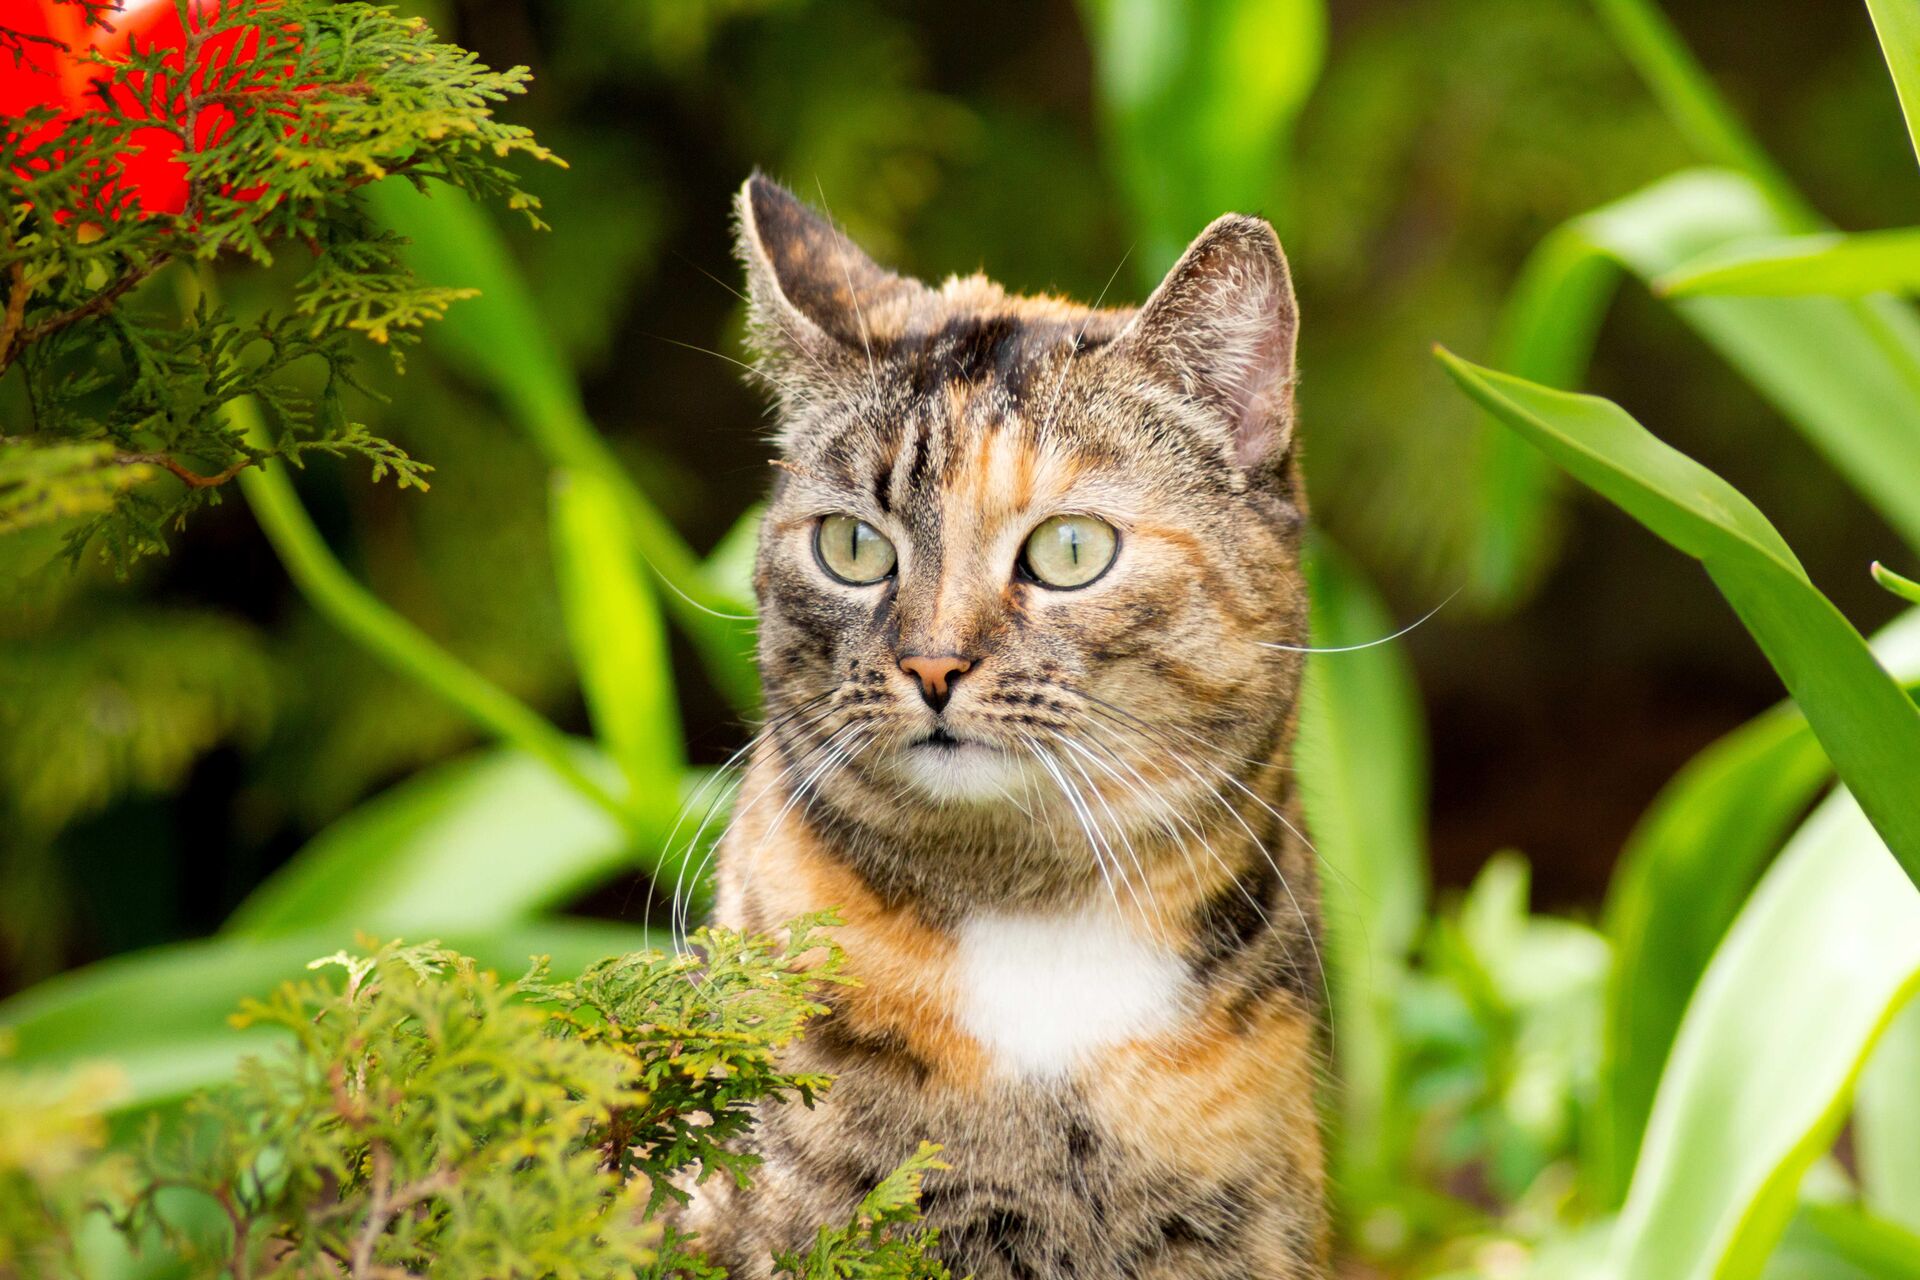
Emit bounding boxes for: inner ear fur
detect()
[734,172,928,379]
[1113,214,1298,470]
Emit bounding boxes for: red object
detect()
[1,0,275,218]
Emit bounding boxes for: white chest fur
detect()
[954,908,1192,1080]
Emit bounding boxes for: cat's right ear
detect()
[734,173,924,385]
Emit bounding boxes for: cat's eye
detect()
[815,514,897,585]
[1020,514,1118,589]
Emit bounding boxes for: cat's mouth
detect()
[897,726,1032,802]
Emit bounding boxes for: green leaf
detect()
[1437,351,1920,884]
[1658,229,1920,298]
[1596,706,1832,1200]
[704,502,765,607]
[551,468,687,821]
[1295,535,1429,1199]
[1877,561,1920,607]
[1599,610,1920,1204]
[222,745,642,938]
[1467,224,1622,604]
[1764,1205,1920,1280]
[1470,171,1920,605]
[0,921,653,1112]
[1610,791,1920,1280]
[1868,0,1920,167]
[1078,0,1326,278]
[1858,999,1920,1235]
[368,181,760,710]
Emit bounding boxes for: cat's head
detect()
[736,174,1308,883]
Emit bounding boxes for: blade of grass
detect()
[1868,0,1920,167]
[550,468,686,823]
[1296,534,1430,1202]
[1610,790,1920,1280]
[1437,350,1920,882]
[1658,229,1920,297]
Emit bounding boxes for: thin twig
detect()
[116,450,256,489]
[16,256,168,347]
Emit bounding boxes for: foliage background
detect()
[4,0,1909,986]
[4,0,1920,1275]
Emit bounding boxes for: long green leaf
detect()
[1078,0,1326,280]
[1868,0,1920,167]
[1295,534,1430,1200]
[1858,999,1920,1234]
[368,181,760,710]
[1609,790,1920,1280]
[1471,170,1920,605]
[1437,351,1920,882]
[0,921,654,1112]
[1764,1205,1920,1280]
[223,745,636,938]
[1599,610,1920,1203]
[1468,224,1623,604]
[1596,706,1832,1200]
[236,408,629,828]
[1658,228,1920,298]
[550,468,686,820]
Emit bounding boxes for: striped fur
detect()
[680,175,1326,1278]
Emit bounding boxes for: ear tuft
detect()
[733,173,924,381]
[1114,214,1298,470]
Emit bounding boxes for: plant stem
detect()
[1873,561,1920,608]
[231,397,633,829]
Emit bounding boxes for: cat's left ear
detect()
[734,172,927,383]
[1113,215,1298,471]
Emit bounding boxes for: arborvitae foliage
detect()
[0,923,950,1279]
[0,0,557,571]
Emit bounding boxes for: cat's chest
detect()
[951,907,1193,1079]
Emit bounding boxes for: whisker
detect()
[1040,245,1133,434]
[1074,705,1333,1026]
[813,175,881,397]
[1020,734,1126,919]
[1258,588,1459,654]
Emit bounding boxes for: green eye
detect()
[815,514,897,585]
[1021,514,1118,589]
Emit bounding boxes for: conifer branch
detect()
[14,257,166,350]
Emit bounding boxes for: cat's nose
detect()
[898,653,974,713]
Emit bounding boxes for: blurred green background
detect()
[4,0,1910,991]
[11,1,1920,1275]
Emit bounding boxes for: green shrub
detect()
[0,920,946,1279]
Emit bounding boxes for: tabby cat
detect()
[683,174,1326,1279]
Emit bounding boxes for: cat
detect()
[681,173,1326,1279]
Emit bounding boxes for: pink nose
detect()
[899,654,973,711]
